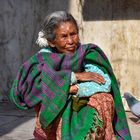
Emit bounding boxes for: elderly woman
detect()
[10,11,131,140]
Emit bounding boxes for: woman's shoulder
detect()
[80,43,103,53]
[81,43,100,49]
[38,47,52,53]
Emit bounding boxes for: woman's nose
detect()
[67,36,73,44]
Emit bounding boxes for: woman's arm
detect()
[69,68,105,95]
[75,71,105,84]
[69,64,111,97]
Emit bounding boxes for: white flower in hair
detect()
[36,31,48,47]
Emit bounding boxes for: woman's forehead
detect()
[55,22,78,32]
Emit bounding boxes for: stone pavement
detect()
[0,102,140,140]
[0,102,35,140]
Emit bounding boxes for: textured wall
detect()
[77,0,140,99]
[0,0,45,99]
[0,0,140,105]
[0,0,71,100]
[69,0,140,109]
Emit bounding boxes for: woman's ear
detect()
[48,40,55,48]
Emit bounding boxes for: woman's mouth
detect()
[67,47,74,51]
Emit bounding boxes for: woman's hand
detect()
[69,85,78,95]
[75,72,105,84]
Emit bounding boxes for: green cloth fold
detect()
[10,44,132,139]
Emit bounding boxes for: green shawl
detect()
[10,44,132,139]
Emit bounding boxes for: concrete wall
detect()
[0,0,70,100]
[0,0,140,108]
[70,0,140,109]
[0,0,46,99]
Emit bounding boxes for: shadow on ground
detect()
[0,102,35,138]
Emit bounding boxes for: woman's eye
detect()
[61,35,67,39]
[70,32,77,37]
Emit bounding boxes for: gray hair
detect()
[42,11,78,40]
[36,11,79,47]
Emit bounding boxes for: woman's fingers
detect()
[69,85,78,94]
[75,72,105,84]
[90,73,105,84]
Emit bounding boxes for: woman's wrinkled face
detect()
[50,22,79,54]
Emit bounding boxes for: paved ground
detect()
[0,102,140,140]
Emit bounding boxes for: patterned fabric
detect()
[76,64,111,97]
[70,71,77,85]
[34,103,62,140]
[39,47,111,97]
[34,93,115,140]
[10,44,132,139]
[87,93,115,140]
